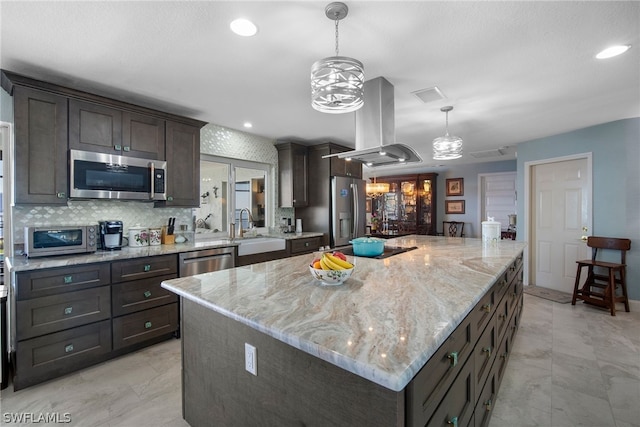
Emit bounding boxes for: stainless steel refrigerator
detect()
[331,176,366,247]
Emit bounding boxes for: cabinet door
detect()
[122,111,165,160]
[278,143,308,208]
[418,175,437,235]
[164,121,200,207]
[13,86,68,204]
[69,99,123,154]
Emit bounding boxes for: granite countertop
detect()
[7,231,324,272]
[161,235,526,392]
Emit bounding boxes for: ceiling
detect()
[1,1,638,174]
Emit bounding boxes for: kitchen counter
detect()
[162,235,526,392]
[6,232,324,273]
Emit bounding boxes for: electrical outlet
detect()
[245,343,257,375]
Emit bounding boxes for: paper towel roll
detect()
[295,218,302,234]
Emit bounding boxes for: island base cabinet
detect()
[181,298,405,427]
[426,356,475,427]
[13,320,111,390]
[112,303,178,351]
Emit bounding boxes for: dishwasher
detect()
[179,247,236,277]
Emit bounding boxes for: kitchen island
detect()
[162,236,526,427]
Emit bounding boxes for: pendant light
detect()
[311,2,364,114]
[433,106,463,160]
[366,177,389,197]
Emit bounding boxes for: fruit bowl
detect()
[309,265,354,286]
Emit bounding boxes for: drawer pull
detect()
[447,416,458,427]
[64,275,73,284]
[145,321,152,329]
[65,344,74,353]
[482,303,492,313]
[64,306,73,315]
[57,192,66,199]
[447,351,459,367]
[304,242,310,247]
[498,313,506,321]
[483,346,492,358]
[123,146,130,152]
[144,264,151,272]
[144,290,152,298]
[114,144,122,151]
[500,351,508,360]
[485,399,492,411]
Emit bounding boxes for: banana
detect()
[325,253,353,269]
[321,254,345,270]
[319,257,332,270]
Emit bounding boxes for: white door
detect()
[480,172,517,232]
[531,157,591,293]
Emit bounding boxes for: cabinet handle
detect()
[114,144,122,151]
[64,306,73,315]
[123,146,130,152]
[447,351,458,367]
[304,242,310,247]
[482,303,492,313]
[145,321,152,329]
[143,290,152,298]
[65,344,74,353]
[498,313,506,321]
[447,416,458,427]
[167,196,174,201]
[64,275,73,284]
[485,399,492,411]
[483,346,492,358]
[144,264,151,272]
[57,192,66,199]
[500,351,508,360]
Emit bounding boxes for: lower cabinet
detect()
[13,255,180,390]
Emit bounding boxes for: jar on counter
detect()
[129,226,149,247]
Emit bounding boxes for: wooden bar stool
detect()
[572,236,631,316]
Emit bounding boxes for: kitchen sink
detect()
[237,237,286,256]
[336,245,418,259]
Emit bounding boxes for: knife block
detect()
[161,226,175,245]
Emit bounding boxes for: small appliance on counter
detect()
[24,225,98,257]
[99,220,124,250]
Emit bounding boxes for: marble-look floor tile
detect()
[550,383,616,426]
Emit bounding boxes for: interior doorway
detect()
[524,154,592,293]
[479,172,517,232]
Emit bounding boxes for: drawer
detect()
[111,254,178,283]
[112,273,178,316]
[14,320,111,390]
[16,263,110,300]
[494,271,510,306]
[407,316,474,426]
[425,356,475,427]
[494,332,511,390]
[289,237,322,255]
[474,356,499,427]
[112,303,178,350]
[495,294,510,347]
[506,252,524,284]
[474,319,496,395]
[470,286,496,339]
[17,286,111,340]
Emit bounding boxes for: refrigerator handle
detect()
[352,182,359,238]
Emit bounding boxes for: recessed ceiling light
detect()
[243,122,253,128]
[596,45,630,59]
[230,18,257,37]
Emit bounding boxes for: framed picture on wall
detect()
[445,200,465,214]
[446,178,464,196]
[365,198,372,213]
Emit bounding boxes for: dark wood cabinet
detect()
[277,142,308,208]
[372,173,438,235]
[162,120,200,207]
[69,99,166,159]
[12,86,69,205]
[329,143,362,178]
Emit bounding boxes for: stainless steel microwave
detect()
[24,225,98,258]
[70,149,167,201]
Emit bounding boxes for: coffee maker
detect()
[99,220,124,250]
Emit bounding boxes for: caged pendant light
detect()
[311,2,364,114]
[433,106,463,160]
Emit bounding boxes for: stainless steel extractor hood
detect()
[323,77,422,167]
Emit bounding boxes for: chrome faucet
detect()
[238,208,254,238]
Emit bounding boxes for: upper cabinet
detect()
[373,173,438,235]
[329,143,362,179]
[69,100,166,160]
[1,70,206,206]
[13,86,69,205]
[277,142,308,208]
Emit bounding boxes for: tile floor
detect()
[1,293,638,427]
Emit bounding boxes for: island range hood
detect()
[323,76,422,167]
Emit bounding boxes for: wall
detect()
[200,123,293,228]
[516,118,640,300]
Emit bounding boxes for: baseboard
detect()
[629,299,640,312]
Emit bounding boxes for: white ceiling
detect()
[1,1,638,174]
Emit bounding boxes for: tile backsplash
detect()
[13,200,191,245]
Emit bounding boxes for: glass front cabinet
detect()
[370,173,438,236]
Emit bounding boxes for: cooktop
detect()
[335,245,418,259]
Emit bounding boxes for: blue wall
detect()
[516,118,640,300]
